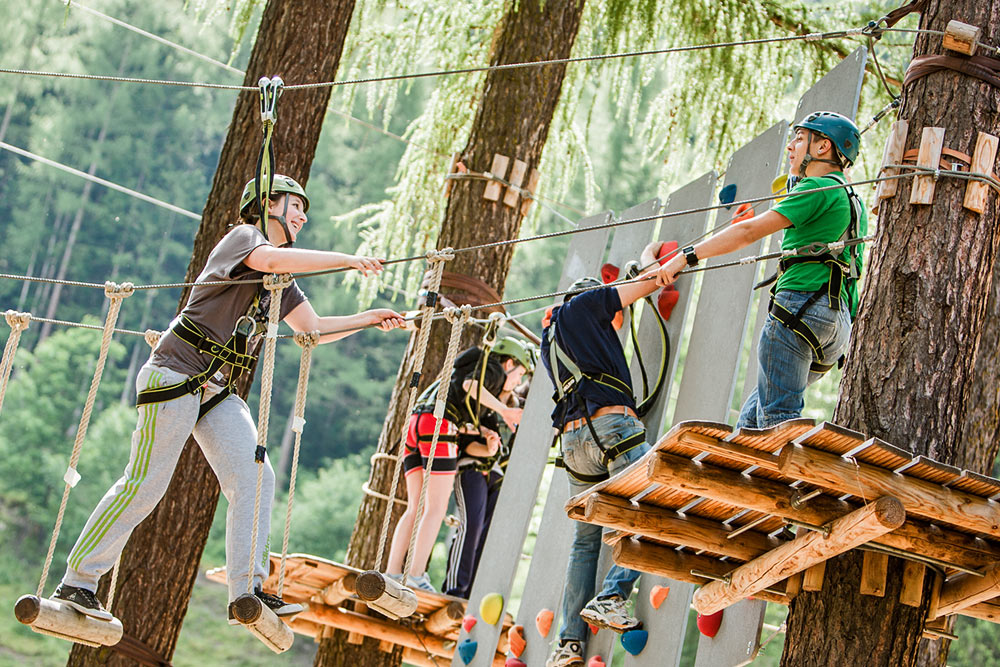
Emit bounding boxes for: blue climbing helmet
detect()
[793,111,861,173]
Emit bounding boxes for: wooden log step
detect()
[230,593,295,653]
[14,595,123,648]
[691,496,905,615]
[355,571,418,620]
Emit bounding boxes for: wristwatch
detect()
[682,245,699,267]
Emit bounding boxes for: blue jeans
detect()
[558,413,650,643]
[738,290,852,429]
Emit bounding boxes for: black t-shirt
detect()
[541,287,635,427]
[447,347,506,425]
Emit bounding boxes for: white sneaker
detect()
[406,572,438,593]
[579,595,640,633]
[546,639,584,667]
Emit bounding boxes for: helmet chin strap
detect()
[797,130,843,178]
[268,195,295,248]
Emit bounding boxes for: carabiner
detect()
[258,76,284,126]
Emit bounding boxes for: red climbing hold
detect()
[697,609,724,638]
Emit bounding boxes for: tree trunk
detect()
[315,2,586,665]
[66,1,356,665]
[780,2,1000,665]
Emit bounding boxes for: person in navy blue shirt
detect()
[543,241,663,667]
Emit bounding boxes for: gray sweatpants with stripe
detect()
[62,362,275,604]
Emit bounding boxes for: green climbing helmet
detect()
[239,174,310,219]
[563,276,604,303]
[492,336,536,373]
[794,111,861,167]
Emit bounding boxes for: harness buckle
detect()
[234,315,256,338]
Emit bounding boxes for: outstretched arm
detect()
[655,210,790,286]
[462,379,523,429]
[615,241,669,309]
[245,245,384,276]
[283,301,406,344]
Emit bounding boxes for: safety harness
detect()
[545,318,646,484]
[410,379,460,450]
[136,292,265,421]
[758,173,865,372]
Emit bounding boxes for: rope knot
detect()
[144,329,162,349]
[427,247,456,262]
[4,310,31,332]
[104,281,135,298]
[263,273,294,291]
[293,330,321,349]
[443,304,472,324]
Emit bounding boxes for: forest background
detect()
[0,0,995,665]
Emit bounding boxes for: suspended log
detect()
[578,492,782,560]
[647,452,1000,572]
[612,538,789,606]
[229,593,295,653]
[355,571,418,620]
[777,444,1000,539]
[14,595,123,647]
[931,562,1000,619]
[692,496,905,615]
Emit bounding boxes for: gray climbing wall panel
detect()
[456,213,613,667]
[625,173,718,667]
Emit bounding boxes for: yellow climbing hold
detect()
[479,593,504,625]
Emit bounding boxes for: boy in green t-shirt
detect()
[656,111,867,428]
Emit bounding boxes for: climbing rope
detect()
[246,273,291,595]
[0,311,31,418]
[0,27,870,93]
[35,282,133,598]
[401,304,470,581]
[372,249,453,570]
[276,330,319,598]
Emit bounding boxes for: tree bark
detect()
[66,1,356,664]
[316,2,586,666]
[780,2,1000,666]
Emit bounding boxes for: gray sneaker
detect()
[406,572,438,593]
[52,584,114,621]
[546,639,584,667]
[579,595,641,633]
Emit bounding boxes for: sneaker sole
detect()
[56,598,114,622]
[579,610,642,634]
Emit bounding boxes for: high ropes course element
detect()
[6,3,1000,663]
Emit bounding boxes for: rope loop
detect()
[293,330,321,349]
[144,329,162,348]
[427,247,456,262]
[4,310,31,332]
[104,281,135,299]
[263,273,294,291]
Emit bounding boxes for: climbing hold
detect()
[649,585,670,610]
[601,263,620,284]
[535,608,554,638]
[458,638,477,665]
[508,625,526,658]
[732,202,755,224]
[771,173,790,203]
[697,610,724,638]
[656,240,679,266]
[657,286,679,321]
[505,659,527,667]
[588,623,599,635]
[480,593,504,625]
[719,183,738,208]
[587,657,606,667]
[463,615,477,632]
[621,629,649,656]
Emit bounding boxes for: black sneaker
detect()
[52,584,114,621]
[228,589,305,625]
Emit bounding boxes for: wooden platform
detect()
[564,419,1000,628]
[207,554,512,666]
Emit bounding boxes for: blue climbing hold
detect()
[458,638,477,665]
[719,183,737,209]
[621,629,648,656]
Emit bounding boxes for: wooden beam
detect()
[691,497,905,615]
[647,451,1000,572]
[943,20,980,55]
[958,598,1000,624]
[503,159,528,207]
[612,538,789,606]
[778,444,1000,539]
[860,551,889,597]
[676,431,781,471]
[909,127,945,205]
[580,492,783,560]
[875,120,908,204]
[932,563,1000,619]
[900,561,925,607]
[964,132,999,214]
[300,604,454,660]
[422,600,465,637]
[519,169,541,216]
[784,572,803,599]
[483,154,509,201]
[316,572,357,607]
[802,562,826,592]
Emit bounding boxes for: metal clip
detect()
[258,76,284,126]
